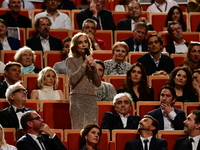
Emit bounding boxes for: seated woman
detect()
[79,123,102,150]
[114,0,132,11]
[14,46,42,74]
[183,41,200,72]
[163,6,187,31]
[0,19,21,50]
[104,41,131,75]
[118,62,154,102]
[30,67,65,100]
[0,124,17,150]
[167,66,197,102]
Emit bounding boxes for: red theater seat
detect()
[92,50,113,61]
[170,54,186,67]
[183,102,200,116]
[189,13,200,32]
[106,75,126,91]
[4,128,16,145]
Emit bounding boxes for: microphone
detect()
[84,48,94,69]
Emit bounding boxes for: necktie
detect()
[135,43,140,52]
[16,108,25,113]
[189,138,194,150]
[37,136,46,150]
[144,139,149,150]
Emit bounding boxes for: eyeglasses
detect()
[12,88,28,94]
[171,27,182,32]
[29,116,42,121]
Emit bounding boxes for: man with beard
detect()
[26,16,62,52]
[124,115,167,150]
[147,85,186,130]
[17,110,67,150]
[173,110,200,150]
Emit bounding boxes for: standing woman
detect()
[66,32,101,129]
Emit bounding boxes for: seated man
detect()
[0,62,21,98]
[0,82,34,129]
[117,1,154,31]
[121,22,148,52]
[26,16,62,52]
[41,0,76,10]
[163,21,189,54]
[17,110,67,150]
[147,85,186,130]
[82,18,106,50]
[137,34,175,76]
[124,115,167,150]
[95,60,116,101]
[34,0,71,29]
[101,92,140,131]
[2,0,35,10]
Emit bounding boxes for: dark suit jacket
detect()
[101,112,140,131]
[124,137,167,150]
[173,136,200,150]
[0,106,33,129]
[0,37,21,50]
[0,80,7,98]
[17,133,67,150]
[137,53,175,75]
[121,37,148,52]
[147,107,186,130]
[117,18,154,31]
[76,8,116,30]
[26,34,62,51]
[164,42,189,54]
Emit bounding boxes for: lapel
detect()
[26,134,41,150]
[113,113,124,128]
[40,134,50,150]
[158,108,164,130]
[127,18,132,30]
[8,106,20,128]
[149,137,157,150]
[35,35,43,51]
[197,139,200,150]
[136,139,143,150]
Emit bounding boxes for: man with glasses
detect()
[76,0,116,31]
[0,82,34,129]
[17,110,67,150]
[163,21,189,54]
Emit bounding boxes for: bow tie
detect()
[16,108,26,113]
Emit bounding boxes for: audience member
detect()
[147,0,178,13]
[79,123,102,150]
[147,85,186,130]
[137,34,175,76]
[95,60,116,101]
[26,16,62,52]
[114,0,132,11]
[53,37,71,75]
[197,22,200,32]
[42,0,76,10]
[82,18,106,50]
[104,41,131,75]
[14,46,42,74]
[183,41,200,72]
[118,62,154,103]
[30,67,65,100]
[117,1,154,31]
[0,82,34,129]
[78,0,91,9]
[17,110,67,150]
[163,6,187,31]
[34,0,72,29]
[66,32,101,129]
[76,0,116,30]
[101,92,140,131]
[0,61,5,73]
[192,68,200,102]
[173,110,200,150]
[124,115,167,150]
[0,19,21,50]
[0,124,17,150]
[0,0,31,28]
[187,0,200,12]
[167,66,197,102]
[121,22,148,52]
[0,62,21,98]
[163,21,189,54]
[2,0,35,10]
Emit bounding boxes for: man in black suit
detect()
[124,115,167,150]
[0,81,33,129]
[26,16,62,52]
[0,62,21,98]
[101,92,140,131]
[137,34,175,75]
[117,1,154,31]
[163,21,189,54]
[17,110,67,150]
[76,0,116,31]
[147,85,186,130]
[121,22,148,52]
[173,109,200,150]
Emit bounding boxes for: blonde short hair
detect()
[112,41,129,56]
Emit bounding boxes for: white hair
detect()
[113,92,133,105]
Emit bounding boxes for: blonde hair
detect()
[0,124,6,145]
[112,41,129,56]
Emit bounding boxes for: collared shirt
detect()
[161,107,176,130]
[189,135,200,150]
[131,19,136,31]
[163,40,188,54]
[0,37,11,50]
[39,35,50,52]
[34,10,72,29]
[118,113,130,128]
[12,105,25,129]
[140,136,153,150]
[150,53,161,67]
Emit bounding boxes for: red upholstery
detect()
[92,50,113,61]
[4,128,16,145]
[106,75,126,91]
[71,10,81,30]
[19,28,26,46]
[183,102,200,116]
[170,54,186,67]
[189,13,200,32]
[128,52,147,64]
